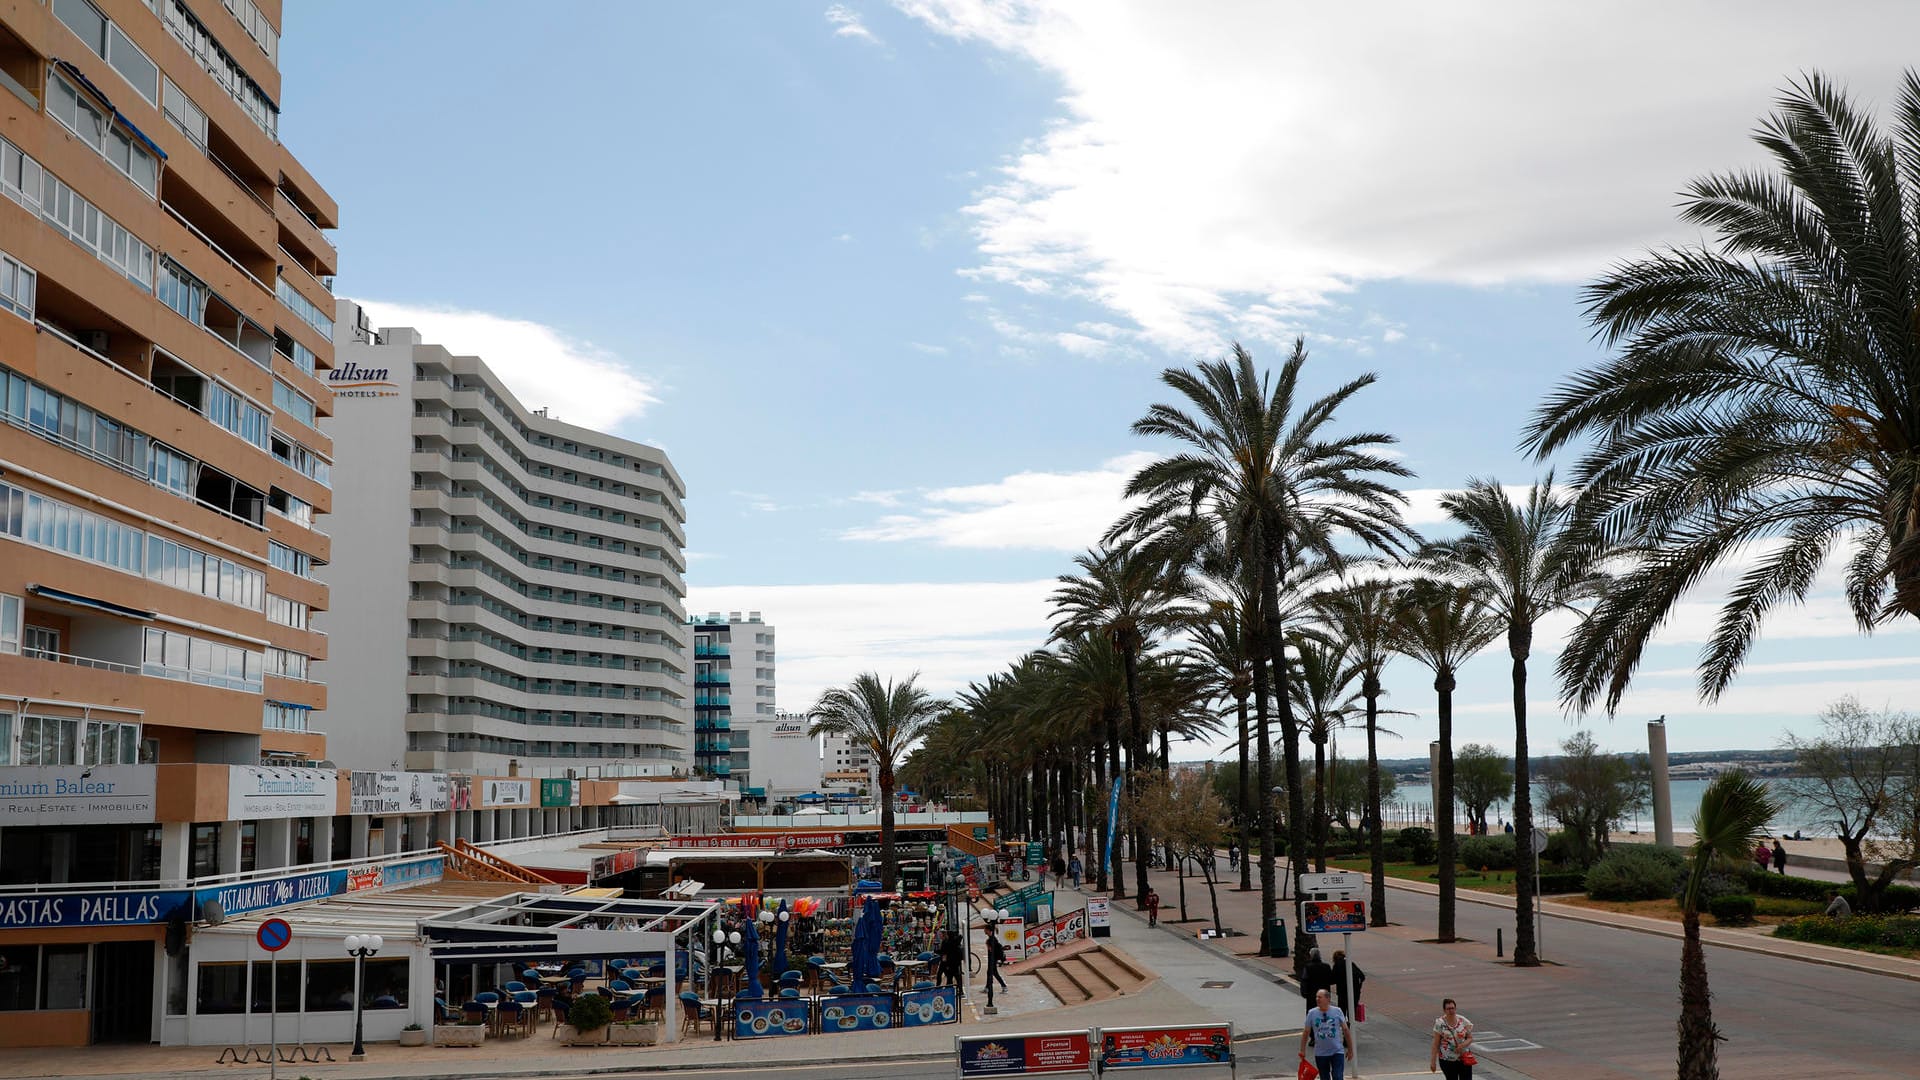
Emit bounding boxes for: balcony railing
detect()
[20,645,140,676]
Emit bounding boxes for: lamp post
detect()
[343,933,383,1061]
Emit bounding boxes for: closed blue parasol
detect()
[741,915,762,996]
[856,897,882,988]
[773,898,790,976]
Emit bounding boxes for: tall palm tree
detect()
[1315,579,1400,926]
[1116,339,1412,960]
[808,673,946,891]
[1390,580,1501,942]
[1678,773,1779,1080]
[1425,476,1607,965]
[1526,71,1920,713]
[1052,546,1193,907]
[1181,597,1258,892]
[1033,634,1131,893]
[1288,635,1360,872]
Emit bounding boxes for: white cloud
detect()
[908,341,949,355]
[827,4,883,44]
[843,451,1154,550]
[352,299,660,430]
[897,1,1919,352]
[685,581,1056,709]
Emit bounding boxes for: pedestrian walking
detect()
[1228,843,1239,870]
[1051,853,1066,888]
[1331,948,1365,1017]
[1298,988,1355,1080]
[985,927,1010,991]
[1300,947,1335,1006]
[1429,997,1475,1078]
[1771,838,1787,875]
[1145,889,1160,927]
[1068,854,1082,889]
[939,929,964,988]
[1753,839,1771,874]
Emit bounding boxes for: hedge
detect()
[1536,870,1586,895]
[1706,894,1756,925]
[1775,915,1920,951]
[1397,827,1437,865]
[1585,845,1687,901]
[1741,868,1920,913]
[1458,834,1517,871]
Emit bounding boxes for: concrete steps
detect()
[1030,945,1153,1006]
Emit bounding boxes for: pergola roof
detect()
[419,892,721,962]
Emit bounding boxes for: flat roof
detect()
[200,881,528,941]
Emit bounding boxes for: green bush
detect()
[568,992,612,1033]
[1535,870,1586,894]
[1740,868,1920,913]
[1775,915,1920,950]
[1457,834,1516,871]
[1541,830,1578,868]
[1397,827,1436,865]
[1753,896,1821,918]
[1706,894,1756,925]
[1585,845,1687,901]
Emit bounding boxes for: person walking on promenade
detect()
[985,928,1009,992]
[1068,854,1082,890]
[939,929,963,988]
[1429,997,1475,1078]
[1299,988,1355,1080]
[1052,853,1067,888]
[1228,843,1239,870]
[1300,947,1336,1006]
[1753,839,1772,874]
[1331,948,1365,1017]
[1772,838,1787,874]
[1145,889,1160,927]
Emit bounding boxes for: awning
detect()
[27,584,155,621]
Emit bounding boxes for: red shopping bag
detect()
[1298,1057,1318,1080]
[1356,1003,1366,1022]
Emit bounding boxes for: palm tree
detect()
[1052,546,1193,907]
[1288,635,1360,872]
[1315,579,1400,926]
[1180,597,1258,892]
[808,673,946,891]
[1678,773,1779,1080]
[1425,476,1606,965]
[1526,72,1920,713]
[1390,580,1500,942]
[1117,339,1412,960]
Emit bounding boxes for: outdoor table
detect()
[698,997,731,1038]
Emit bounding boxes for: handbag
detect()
[1297,1058,1318,1080]
[1460,1050,1478,1066]
[1355,1003,1366,1022]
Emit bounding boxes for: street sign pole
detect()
[256,917,293,1077]
[1530,828,1549,962]
[1343,928,1356,1064]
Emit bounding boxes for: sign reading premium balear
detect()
[350,771,451,815]
[0,765,156,825]
[482,779,532,808]
[228,766,337,819]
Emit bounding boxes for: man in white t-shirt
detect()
[1298,988,1354,1080]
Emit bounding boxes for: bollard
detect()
[1496,927,1504,958]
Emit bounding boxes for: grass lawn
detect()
[1327,858,1520,896]
[1555,893,1822,929]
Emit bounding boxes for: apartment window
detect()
[161,77,207,146]
[149,444,194,497]
[160,0,278,139]
[147,534,264,609]
[141,628,263,692]
[158,259,207,324]
[21,625,56,661]
[268,541,312,577]
[222,0,279,62]
[263,700,308,732]
[267,487,312,528]
[0,479,146,576]
[16,715,79,766]
[53,0,159,106]
[265,593,308,629]
[203,378,271,450]
[272,329,317,375]
[84,719,140,766]
[1,137,44,214]
[38,166,154,289]
[0,593,18,655]
[2,366,150,477]
[0,250,34,321]
[272,379,315,427]
[265,647,308,680]
[271,434,330,487]
[47,74,159,196]
[275,277,332,336]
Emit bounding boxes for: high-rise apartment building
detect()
[0,0,338,1040]
[319,304,692,778]
[688,612,774,788]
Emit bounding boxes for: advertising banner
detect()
[0,887,189,929]
[1087,895,1111,938]
[818,992,894,1032]
[539,778,572,808]
[350,771,450,815]
[994,918,1028,962]
[449,774,472,810]
[667,832,845,850]
[734,997,811,1038]
[590,848,642,881]
[0,765,155,825]
[900,985,959,1026]
[481,779,532,808]
[228,766,336,819]
[1096,1024,1234,1070]
[1025,841,1045,868]
[1302,899,1367,934]
[1022,908,1086,957]
[0,853,445,929]
[957,1030,1095,1076]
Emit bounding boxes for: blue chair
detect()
[918,951,938,964]
[522,967,542,983]
[679,991,710,1035]
[864,983,883,993]
[611,978,632,993]
[736,985,763,1000]
[514,990,537,1005]
[505,980,527,993]
[641,986,665,1019]
[477,990,500,1004]
[462,1000,486,1025]
[779,987,802,999]
[913,980,936,990]
[548,997,570,1039]
[435,995,460,1023]
[535,986,556,1022]
[500,1000,528,1037]
[567,967,587,993]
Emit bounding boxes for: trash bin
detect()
[1264,918,1289,958]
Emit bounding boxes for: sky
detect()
[279,2,1920,761]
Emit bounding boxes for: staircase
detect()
[436,840,556,885]
[1030,945,1153,1006]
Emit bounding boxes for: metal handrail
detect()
[163,201,270,294]
[206,148,272,214]
[20,646,139,674]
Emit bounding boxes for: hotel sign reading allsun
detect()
[329,361,399,399]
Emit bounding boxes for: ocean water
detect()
[1382,777,1825,837]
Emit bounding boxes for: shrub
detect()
[568,992,612,1033]
[1541,830,1578,868]
[1753,896,1821,918]
[1458,834,1516,871]
[1535,870,1586,894]
[1397,827,1437,865]
[1740,868,1920,913]
[1585,844,1687,901]
[1775,914,1920,950]
[1706,895,1756,925]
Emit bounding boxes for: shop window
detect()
[164,949,187,1015]
[189,823,219,877]
[248,960,299,1013]
[303,959,355,1012]
[40,945,86,1010]
[0,947,38,1010]
[196,962,245,1014]
[362,957,409,1008]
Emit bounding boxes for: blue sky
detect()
[282,2,1920,760]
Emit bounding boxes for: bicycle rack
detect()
[279,1044,335,1063]
[214,1046,270,1064]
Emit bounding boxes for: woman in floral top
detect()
[1429,997,1474,1078]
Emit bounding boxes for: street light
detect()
[343,933,383,1061]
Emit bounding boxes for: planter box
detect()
[432,1024,485,1047]
[607,1023,658,1046]
[399,1027,429,1047]
[558,1024,608,1046]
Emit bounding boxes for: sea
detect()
[1381,777,1826,837]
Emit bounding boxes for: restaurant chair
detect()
[435,996,460,1023]
[462,1000,486,1026]
[779,987,802,999]
[522,967,542,984]
[505,980,527,993]
[611,978,632,993]
[476,990,500,1005]
[500,1000,528,1038]
[610,998,632,1022]
[679,991,710,1035]
[549,998,570,1039]
[918,951,937,963]
[914,980,936,991]
[534,986,556,1022]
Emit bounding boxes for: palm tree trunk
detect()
[1436,668,1458,943]
[1253,651,1276,955]
[1160,725,1174,872]
[1677,908,1719,1080]
[1313,737,1328,873]
[1122,645,1150,908]
[1237,694,1253,892]
[880,761,899,892]
[1093,737,1110,892]
[1205,857,1224,936]
[1107,704,1126,900]
[1365,680,1387,927]
[1260,537,1310,970]
[1511,624,1539,966]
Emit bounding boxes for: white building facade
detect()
[318,303,692,777]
